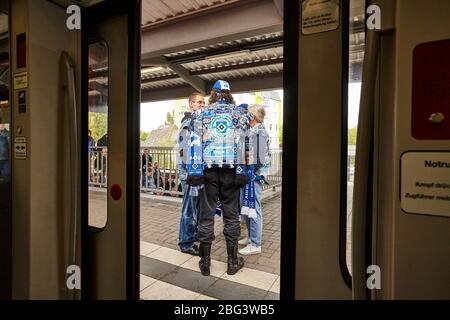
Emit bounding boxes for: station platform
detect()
[89,190,281,300]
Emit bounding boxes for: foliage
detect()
[166,111,174,125]
[140,131,150,141]
[348,127,358,145]
[88,112,107,143]
[277,101,283,147]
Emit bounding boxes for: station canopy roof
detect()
[75,0,365,103]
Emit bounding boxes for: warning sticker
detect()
[401,152,450,218]
[13,72,28,90]
[302,0,340,35]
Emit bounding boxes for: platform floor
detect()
[89,189,282,300]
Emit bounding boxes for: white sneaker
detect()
[238,244,261,256]
[238,237,250,245]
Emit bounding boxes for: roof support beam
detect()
[88,81,108,97]
[141,0,283,59]
[168,64,207,95]
[141,72,283,103]
[273,0,283,18]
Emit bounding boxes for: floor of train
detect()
[89,189,282,300]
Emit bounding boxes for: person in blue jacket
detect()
[177,92,205,256]
[186,80,252,276]
[238,104,271,256]
[0,119,10,183]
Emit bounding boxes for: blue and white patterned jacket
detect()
[187,100,252,177]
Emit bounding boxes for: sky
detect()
[140,99,178,132]
[348,82,362,129]
[140,86,359,133]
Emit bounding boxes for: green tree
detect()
[88,112,107,143]
[140,131,149,141]
[166,111,174,125]
[277,101,283,147]
[348,127,358,145]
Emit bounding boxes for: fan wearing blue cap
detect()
[186,79,252,276]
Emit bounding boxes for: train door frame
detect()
[281,0,299,300]
[81,0,141,300]
[282,0,355,299]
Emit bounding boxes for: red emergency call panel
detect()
[16,33,26,69]
[412,39,450,140]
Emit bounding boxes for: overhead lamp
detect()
[206,50,251,61]
[141,66,165,74]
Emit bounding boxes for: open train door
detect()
[81,0,141,299]
[283,0,352,299]
[9,0,140,300]
[352,0,450,299]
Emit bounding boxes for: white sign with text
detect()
[401,152,450,217]
[302,0,340,35]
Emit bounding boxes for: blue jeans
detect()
[0,161,10,182]
[242,180,263,247]
[178,179,199,251]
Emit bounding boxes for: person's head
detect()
[188,92,205,112]
[143,148,149,155]
[248,104,266,127]
[0,117,4,131]
[88,129,92,137]
[208,80,235,105]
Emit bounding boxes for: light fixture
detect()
[141,66,165,74]
[206,50,251,61]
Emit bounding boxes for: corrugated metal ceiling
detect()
[142,0,241,28]
[87,0,366,99]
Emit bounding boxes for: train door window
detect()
[0,12,9,186]
[88,40,109,229]
[137,0,283,298]
[139,92,283,300]
[0,10,11,299]
[345,0,366,276]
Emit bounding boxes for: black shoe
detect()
[199,243,211,276]
[226,241,245,275]
[181,244,199,256]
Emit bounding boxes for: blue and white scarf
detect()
[186,118,204,178]
[241,165,257,219]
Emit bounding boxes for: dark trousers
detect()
[198,168,241,244]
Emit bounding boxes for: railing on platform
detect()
[88,146,284,196]
[348,145,356,183]
[88,146,356,195]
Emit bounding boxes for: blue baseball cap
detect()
[238,103,249,110]
[212,80,230,91]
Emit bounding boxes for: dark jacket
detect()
[0,129,10,161]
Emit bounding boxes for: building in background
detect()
[140,90,284,150]
[235,91,283,150]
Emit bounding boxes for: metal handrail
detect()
[61,51,79,300]
[351,28,380,300]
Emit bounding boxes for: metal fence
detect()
[88,147,284,196]
[88,146,357,194]
[348,146,356,182]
